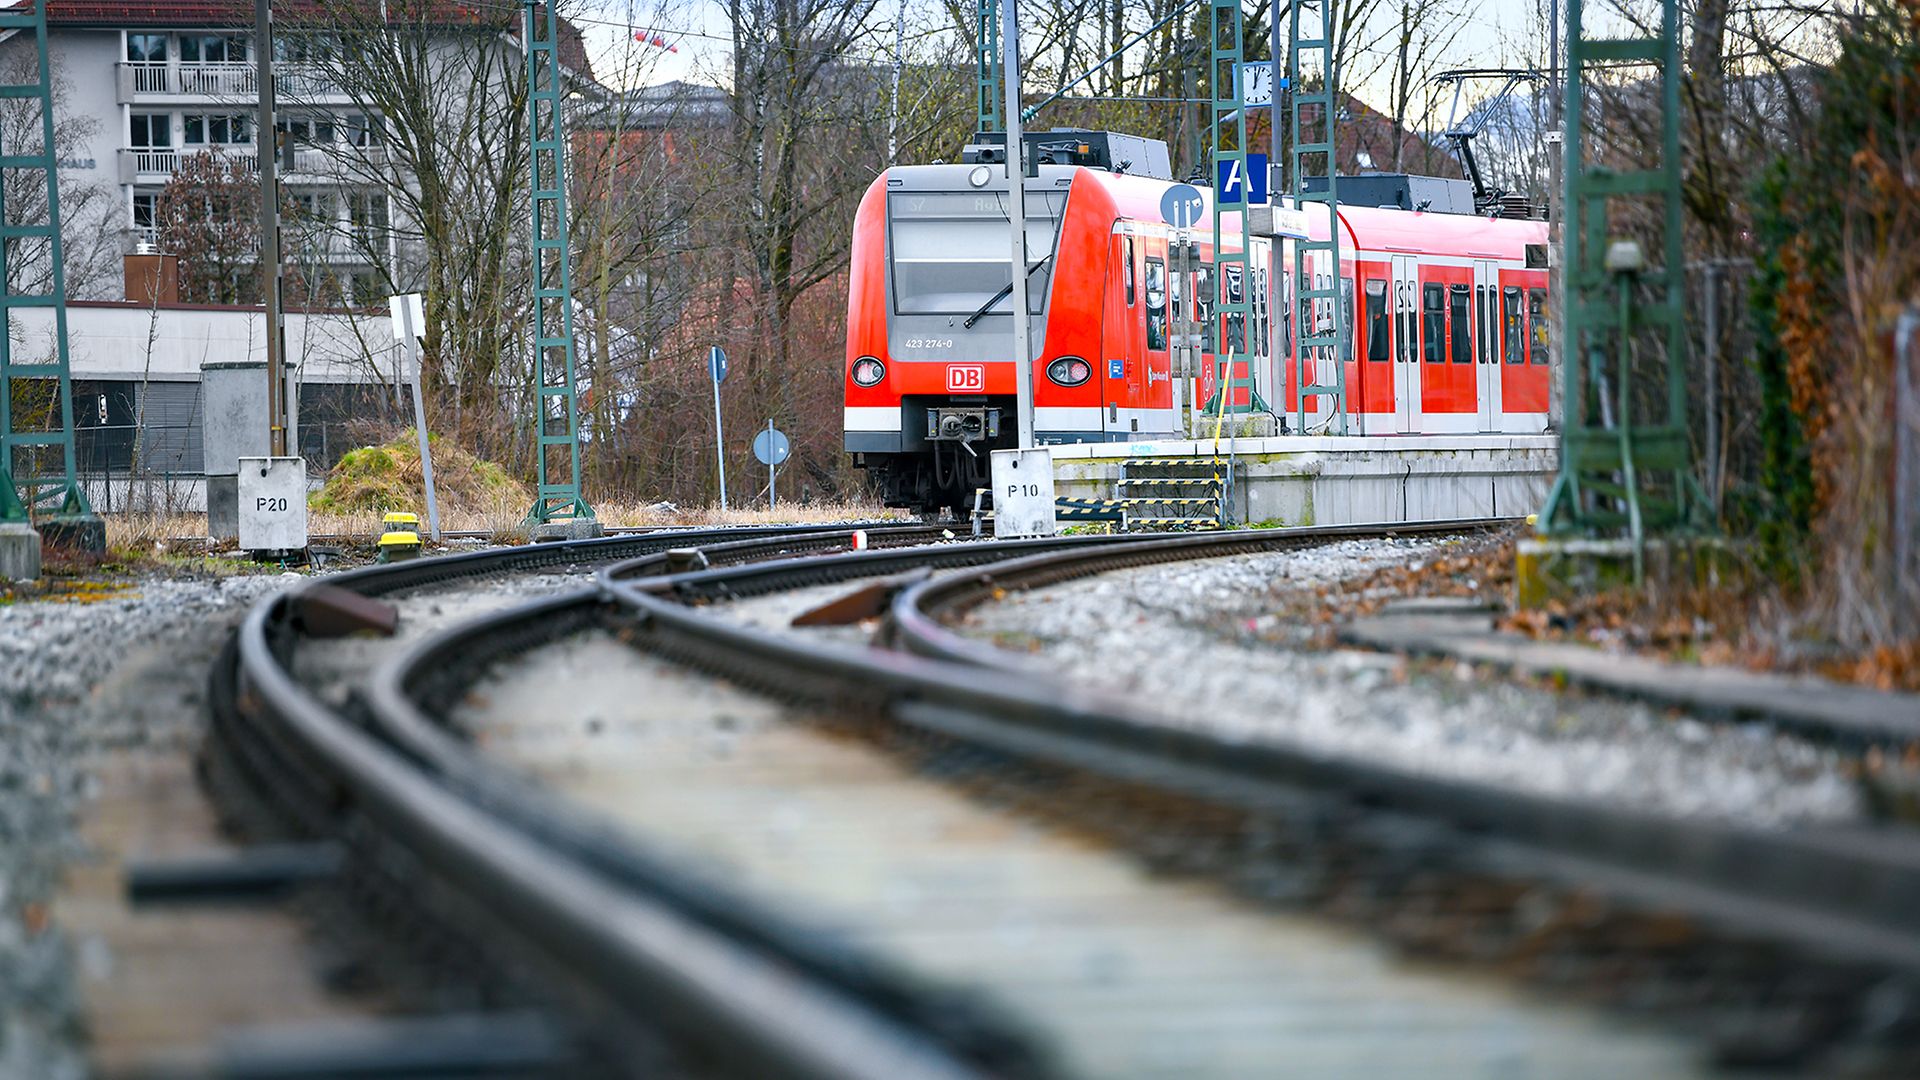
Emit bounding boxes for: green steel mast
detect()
[1199,0,1268,422]
[523,0,593,525]
[976,0,1001,133]
[1286,0,1347,433]
[1538,0,1704,574]
[0,0,89,525]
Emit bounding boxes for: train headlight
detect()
[1045,356,1092,387]
[850,356,886,386]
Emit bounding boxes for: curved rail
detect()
[212,521,1029,1079]
[230,515,1920,1071]
[583,527,1920,988]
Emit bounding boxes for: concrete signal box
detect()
[990,448,1058,538]
[238,456,309,554]
[203,361,270,540]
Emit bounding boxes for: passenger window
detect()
[1449,284,1471,364]
[1365,278,1389,361]
[1528,287,1549,364]
[1196,263,1215,353]
[1252,268,1267,358]
[1475,285,1488,363]
[1340,278,1354,360]
[1224,265,1246,354]
[1124,237,1136,307]
[1503,286,1524,364]
[1145,256,1166,351]
[1422,283,1445,362]
[1281,272,1294,358]
[1397,281,1413,362]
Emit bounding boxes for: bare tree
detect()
[155,152,263,304]
[286,0,568,459]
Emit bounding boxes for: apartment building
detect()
[12,1,595,303]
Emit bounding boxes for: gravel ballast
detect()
[0,573,295,1080]
[957,538,1863,827]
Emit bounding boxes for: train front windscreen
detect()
[885,187,1068,362]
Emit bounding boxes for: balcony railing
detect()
[119,144,391,184]
[117,62,345,100]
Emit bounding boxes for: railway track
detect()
[209,519,1920,1077]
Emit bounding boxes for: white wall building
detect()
[5,0,597,304]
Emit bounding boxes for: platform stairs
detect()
[1054,456,1233,532]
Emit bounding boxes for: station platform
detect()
[1048,434,1557,527]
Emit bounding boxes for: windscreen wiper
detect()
[962,253,1054,329]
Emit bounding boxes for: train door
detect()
[1356,265,1392,433]
[1390,254,1420,433]
[1419,263,1474,426]
[1140,238,1179,435]
[1473,259,1500,431]
[1113,231,1136,438]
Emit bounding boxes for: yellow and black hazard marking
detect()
[1122,517,1223,530]
[1118,476,1221,487]
[1055,497,1126,521]
[1114,454,1234,532]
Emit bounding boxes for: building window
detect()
[274,33,334,63]
[126,33,166,63]
[345,114,384,148]
[348,191,389,236]
[180,34,246,63]
[349,271,385,305]
[131,191,157,230]
[289,191,335,223]
[129,113,170,148]
[184,114,250,145]
[277,117,336,145]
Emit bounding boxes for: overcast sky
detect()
[570,0,1555,120]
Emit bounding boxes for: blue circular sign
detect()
[1158,184,1206,229]
[708,346,729,385]
[752,426,791,466]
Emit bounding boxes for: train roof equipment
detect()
[1302,174,1478,215]
[1431,67,1548,218]
[961,129,1173,180]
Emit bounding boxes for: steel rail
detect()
[360,585,1053,1076]
[572,525,1920,983]
[214,520,1015,1080]
[874,529,1920,972]
[885,519,1506,667]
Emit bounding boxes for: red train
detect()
[843,137,1551,512]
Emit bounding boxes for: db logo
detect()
[947,365,986,393]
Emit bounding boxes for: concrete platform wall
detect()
[1050,435,1557,526]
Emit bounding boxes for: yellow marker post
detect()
[378,510,424,562]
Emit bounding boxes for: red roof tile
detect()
[30,1,595,82]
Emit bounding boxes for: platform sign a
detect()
[1159,184,1207,230]
[708,345,729,385]
[1217,153,1269,206]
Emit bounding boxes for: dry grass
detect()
[101,498,908,550]
[596,498,910,529]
